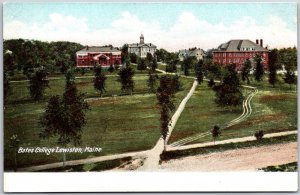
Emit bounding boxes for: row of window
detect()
[217,58,265,64]
[215,52,266,58]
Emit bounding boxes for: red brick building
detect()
[76,46,122,68]
[213,39,269,70]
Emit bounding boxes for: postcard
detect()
[3,1,298,192]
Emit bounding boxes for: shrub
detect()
[254,130,264,140]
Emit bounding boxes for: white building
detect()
[128,34,157,58]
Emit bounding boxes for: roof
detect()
[76,46,120,54]
[216,40,267,52]
[128,43,156,48]
[179,48,204,56]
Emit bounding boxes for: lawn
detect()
[4,74,193,170]
[168,76,297,145]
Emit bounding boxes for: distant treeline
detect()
[4,39,84,76]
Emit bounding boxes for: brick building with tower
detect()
[213,39,269,70]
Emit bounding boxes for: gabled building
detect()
[213,39,269,70]
[128,34,157,58]
[178,48,205,61]
[76,46,122,68]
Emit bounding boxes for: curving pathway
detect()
[169,84,258,148]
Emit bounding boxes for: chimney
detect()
[256,39,259,44]
[260,39,263,47]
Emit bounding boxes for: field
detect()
[4,73,193,170]
[168,76,297,145]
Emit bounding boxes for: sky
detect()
[3,3,297,51]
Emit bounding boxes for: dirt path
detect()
[168,130,297,151]
[138,79,199,171]
[159,142,298,171]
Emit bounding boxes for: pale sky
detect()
[3,3,297,51]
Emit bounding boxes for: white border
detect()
[4,172,298,192]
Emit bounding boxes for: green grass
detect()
[259,162,297,172]
[168,77,297,145]
[4,75,193,170]
[161,134,297,161]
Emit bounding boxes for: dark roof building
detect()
[213,39,269,70]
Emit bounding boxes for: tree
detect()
[93,66,107,97]
[254,54,264,82]
[166,60,177,73]
[151,57,158,72]
[28,67,49,101]
[268,49,279,87]
[9,134,20,171]
[121,44,129,64]
[211,125,221,144]
[182,56,196,76]
[4,72,10,104]
[148,71,159,93]
[40,71,89,166]
[4,50,16,76]
[213,64,243,106]
[157,75,180,150]
[118,65,135,94]
[241,59,252,84]
[195,59,204,84]
[146,53,154,67]
[129,53,138,64]
[284,70,297,89]
[137,58,147,71]
[204,59,221,80]
[108,64,114,73]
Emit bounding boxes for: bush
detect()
[254,130,264,140]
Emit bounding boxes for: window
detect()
[81,60,85,64]
[229,53,232,57]
[229,59,231,63]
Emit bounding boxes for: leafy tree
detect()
[166,60,177,73]
[268,49,279,87]
[284,70,297,89]
[195,59,204,84]
[211,125,221,144]
[93,66,107,97]
[241,59,252,84]
[204,59,221,80]
[4,50,16,76]
[155,48,169,62]
[148,71,159,93]
[121,44,129,64]
[137,58,147,71]
[4,72,10,104]
[213,64,243,106]
[129,53,138,64]
[146,53,154,65]
[80,68,86,76]
[254,54,264,82]
[108,64,114,73]
[28,67,49,101]
[254,130,264,140]
[151,57,158,72]
[182,56,196,76]
[40,71,89,166]
[9,134,20,171]
[157,75,180,150]
[118,65,135,94]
